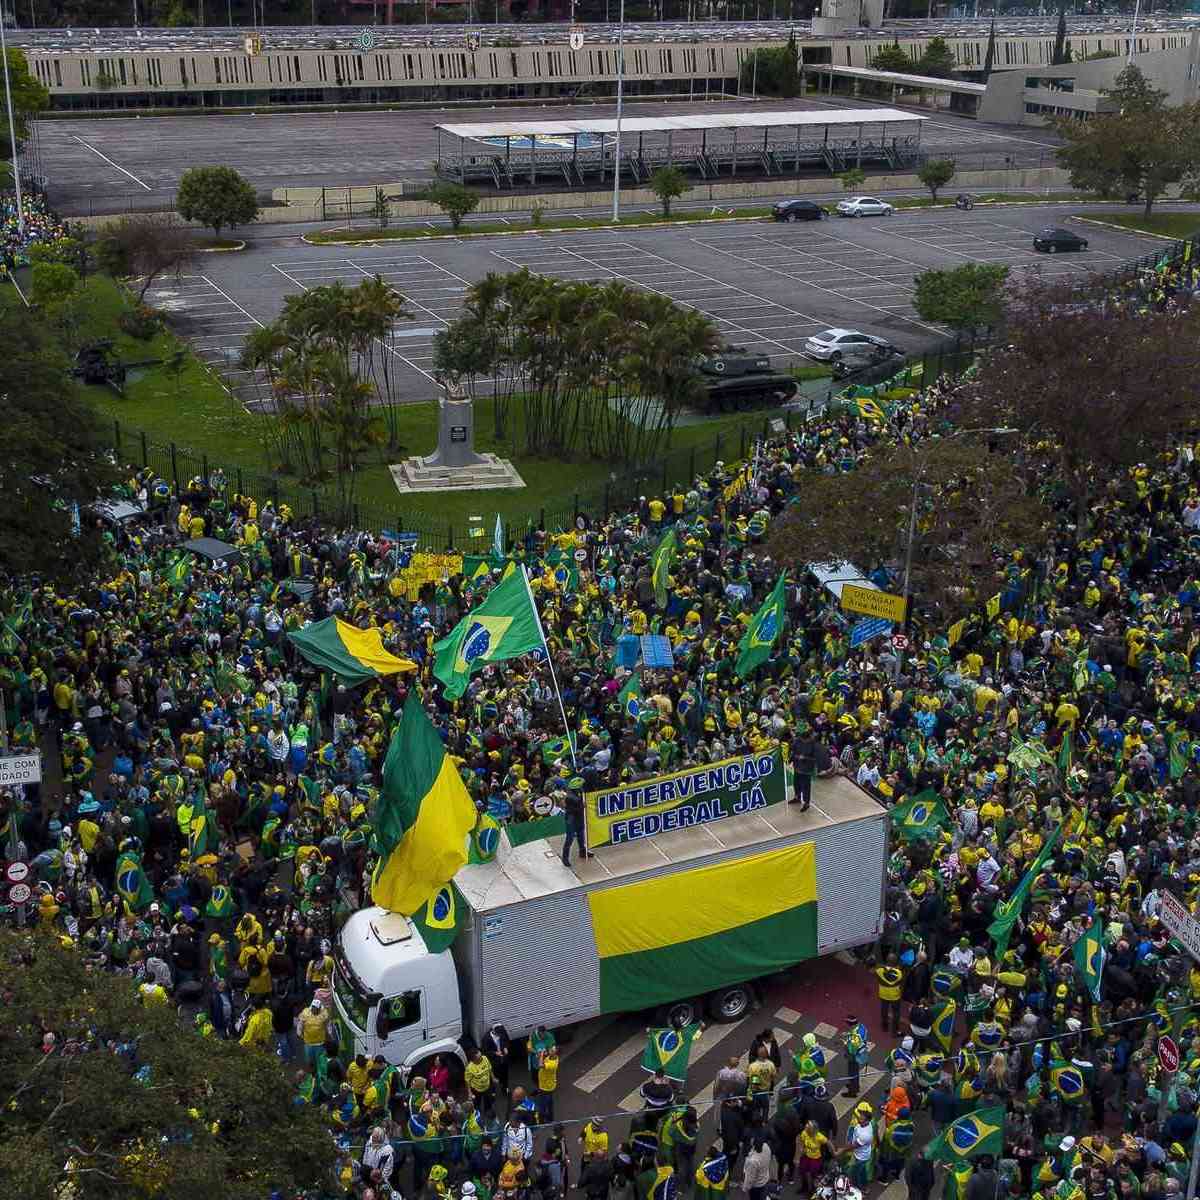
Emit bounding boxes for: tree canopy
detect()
[912,263,1009,334]
[0,930,334,1200]
[0,49,50,157]
[870,40,913,73]
[175,166,259,238]
[739,34,801,97]
[0,302,116,579]
[918,36,957,78]
[94,215,197,302]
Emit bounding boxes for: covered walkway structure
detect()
[805,65,987,114]
[434,108,927,189]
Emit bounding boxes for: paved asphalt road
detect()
[38,92,1061,215]
[449,951,923,1200]
[153,202,1156,410]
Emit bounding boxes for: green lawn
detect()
[70,274,790,534]
[1074,211,1200,240]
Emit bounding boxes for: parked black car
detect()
[1033,227,1089,253]
[771,199,829,222]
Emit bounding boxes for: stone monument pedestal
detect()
[390,392,525,494]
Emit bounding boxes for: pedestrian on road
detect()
[580,1149,614,1200]
[842,1016,869,1098]
[484,1023,512,1096]
[740,1135,774,1200]
[715,1056,748,1102]
[904,1150,935,1200]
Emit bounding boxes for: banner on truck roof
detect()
[587,841,818,1013]
[584,748,786,850]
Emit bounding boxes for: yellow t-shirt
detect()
[538,1052,559,1093]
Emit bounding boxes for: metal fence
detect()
[104,336,981,550]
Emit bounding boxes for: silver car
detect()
[835,196,895,218]
[804,328,897,362]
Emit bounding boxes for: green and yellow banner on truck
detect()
[584,749,787,849]
[586,842,819,1012]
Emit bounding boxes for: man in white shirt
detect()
[362,1126,395,1184]
[948,937,975,976]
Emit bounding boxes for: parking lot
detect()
[191,205,1157,406]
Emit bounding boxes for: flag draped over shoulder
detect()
[188,790,217,858]
[642,1024,701,1082]
[115,848,155,912]
[890,788,948,841]
[619,671,645,723]
[652,530,677,611]
[735,574,787,679]
[370,692,476,917]
[987,820,1063,959]
[433,569,543,701]
[1073,914,1106,1003]
[289,618,417,686]
[923,1106,1005,1162]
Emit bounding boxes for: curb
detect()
[1070,215,1188,242]
[193,239,248,253]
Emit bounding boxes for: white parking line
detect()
[71,135,152,191]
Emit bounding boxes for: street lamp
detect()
[610,0,625,223]
[0,7,25,241]
[894,425,1017,678]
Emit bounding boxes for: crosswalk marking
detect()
[814,1021,839,1040]
[774,1006,803,1024]
[689,1026,796,1119]
[617,1015,754,1113]
[575,1030,652,1093]
[561,1016,618,1063]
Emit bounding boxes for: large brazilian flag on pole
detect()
[924,1106,1005,1162]
[735,574,787,678]
[370,691,477,917]
[289,617,417,686]
[586,843,817,1013]
[433,568,543,700]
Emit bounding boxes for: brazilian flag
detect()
[889,788,948,841]
[188,791,217,858]
[409,881,466,954]
[468,812,501,864]
[695,1152,729,1200]
[923,1105,1005,1162]
[641,1023,701,1083]
[1050,1059,1086,1106]
[1170,731,1192,781]
[931,968,962,997]
[651,530,677,611]
[541,734,576,766]
[115,849,155,912]
[619,671,645,723]
[735,574,787,679]
[643,1163,677,1200]
[166,552,192,591]
[1072,914,1106,1002]
[931,998,957,1051]
[206,884,233,919]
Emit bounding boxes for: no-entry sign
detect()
[1160,1034,1180,1074]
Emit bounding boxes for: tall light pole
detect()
[610,0,625,224]
[0,9,25,242]
[1127,0,1141,62]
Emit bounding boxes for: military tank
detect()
[71,340,162,398]
[693,346,799,413]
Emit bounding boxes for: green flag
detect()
[166,552,192,591]
[987,820,1063,959]
[735,574,787,678]
[408,881,467,954]
[1073,914,1106,1003]
[1057,735,1073,777]
[923,1105,1005,1163]
[115,849,155,912]
[187,790,217,858]
[642,1024,701,1083]
[433,568,544,700]
[889,788,948,841]
[1170,731,1192,780]
[618,671,645,724]
[651,529,677,610]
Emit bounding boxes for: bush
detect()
[118,304,164,340]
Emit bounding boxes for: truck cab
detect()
[332,907,466,1079]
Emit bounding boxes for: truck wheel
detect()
[657,999,703,1028]
[707,984,754,1023]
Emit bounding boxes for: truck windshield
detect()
[333,961,371,1033]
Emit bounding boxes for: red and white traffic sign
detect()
[892,634,909,650]
[7,882,31,905]
[5,861,28,884]
[1160,1034,1181,1074]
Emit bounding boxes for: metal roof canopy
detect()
[809,64,987,95]
[437,106,926,141]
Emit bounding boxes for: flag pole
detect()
[520,566,577,769]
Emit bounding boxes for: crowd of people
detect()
[6,230,1200,1200]
[1,190,69,271]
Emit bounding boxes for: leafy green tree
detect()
[917,158,956,202]
[0,929,335,1200]
[1051,9,1071,65]
[0,49,49,157]
[0,303,116,578]
[912,263,1009,334]
[1052,69,1200,214]
[424,182,482,231]
[840,168,866,191]
[175,165,259,239]
[739,38,801,98]
[870,40,913,72]
[649,165,690,219]
[918,36,957,78]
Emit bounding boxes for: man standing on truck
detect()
[790,726,822,812]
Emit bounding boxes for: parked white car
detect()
[836,196,895,217]
[803,328,898,362]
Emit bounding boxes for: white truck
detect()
[331,772,888,1080]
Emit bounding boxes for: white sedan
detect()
[803,328,898,362]
[836,196,895,217]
